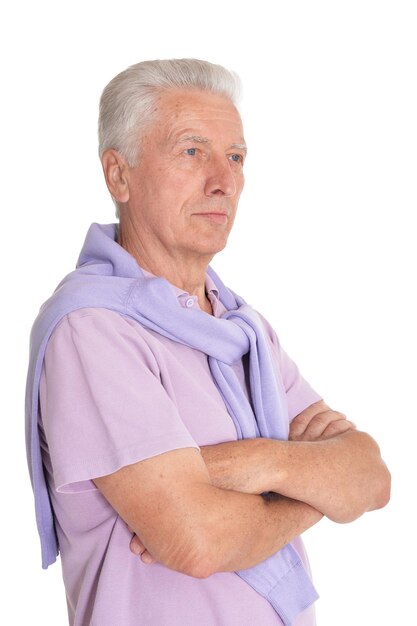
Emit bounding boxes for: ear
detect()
[101,149,130,203]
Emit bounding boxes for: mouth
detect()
[193,212,228,224]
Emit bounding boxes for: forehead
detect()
[149,88,244,142]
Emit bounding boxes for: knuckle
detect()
[311,413,329,428]
[325,420,343,434]
[291,414,310,429]
[326,419,352,435]
[331,411,347,421]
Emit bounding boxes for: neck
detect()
[117,223,213,315]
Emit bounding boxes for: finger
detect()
[297,410,347,441]
[129,534,157,564]
[289,414,315,440]
[289,401,331,439]
[320,419,356,440]
[141,550,157,565]
[130,534,146,556]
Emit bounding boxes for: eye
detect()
[229,153,243,164]
[185,148,197,156]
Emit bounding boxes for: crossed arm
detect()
[93,401,390,578]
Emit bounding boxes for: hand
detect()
[289,400,356,442]
[128,527,157,564]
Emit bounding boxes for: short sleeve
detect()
[39,308,199,493]
[258,313,322,420]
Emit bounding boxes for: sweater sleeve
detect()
[258,312,322,421]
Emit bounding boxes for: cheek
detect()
[166,167,202,192]
[236,170,245,193]
[231,173,244,208]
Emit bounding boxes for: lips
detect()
[194,212,228,224]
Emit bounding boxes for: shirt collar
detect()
[140,267,222,314]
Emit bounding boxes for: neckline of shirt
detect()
[140,267,222,314]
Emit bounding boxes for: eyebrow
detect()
[230,142,248,153]
[178,135,247,152]
[178,135,211,144]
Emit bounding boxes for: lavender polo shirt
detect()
[39,272,321,626]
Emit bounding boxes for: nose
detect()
[204,156,238,198]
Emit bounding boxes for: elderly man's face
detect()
[123,89,246,262]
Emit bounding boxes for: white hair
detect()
[98,58,242,168]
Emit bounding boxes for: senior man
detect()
[26,59,390,626]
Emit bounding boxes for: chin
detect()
[197,236,229,257]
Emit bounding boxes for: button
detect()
[185,297,195,308]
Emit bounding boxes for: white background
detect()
[1,1,416,624]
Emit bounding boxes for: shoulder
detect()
[46,307,161,374]
[255,309,282,350]
[55,306,132,328]
[52,306,149,339]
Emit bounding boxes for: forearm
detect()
[199,490,323,574]
[201,430,391,523]
[98,447,323,578]
[137,483,323,576]
[201,437,279,494]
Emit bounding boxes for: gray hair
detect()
[98,58,241,167]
